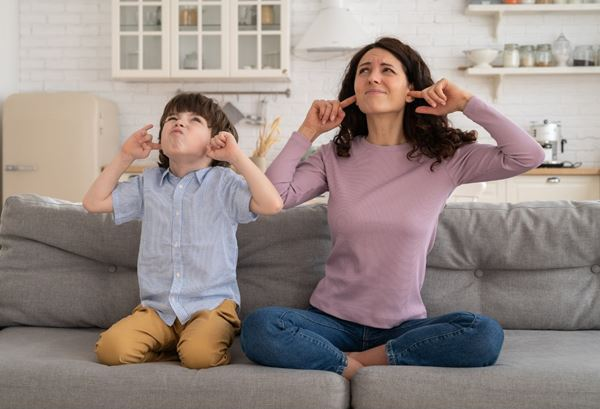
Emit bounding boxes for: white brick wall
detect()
[16,0,600,166]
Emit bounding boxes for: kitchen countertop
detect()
[125,166,600,176]
[524,167,600,176]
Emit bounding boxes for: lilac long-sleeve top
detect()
[266,96,545,329]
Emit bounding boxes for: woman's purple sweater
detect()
[265,96,545,328]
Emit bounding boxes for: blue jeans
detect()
[241,306,504,375]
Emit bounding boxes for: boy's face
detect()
[160,111,212,161]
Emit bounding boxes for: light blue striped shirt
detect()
[112,166,257,325]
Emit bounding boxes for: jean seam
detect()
[278,312,347,374]
[449,312,478,329]
[395,327,466,359]
[385,341,396,365]
[279,310,357,338]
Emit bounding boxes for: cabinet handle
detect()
[4,164,38,172]
[546,177,560,184]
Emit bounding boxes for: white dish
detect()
[463,48,499,69]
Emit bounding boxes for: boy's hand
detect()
[206,131,242,164]
[121,124,161,161]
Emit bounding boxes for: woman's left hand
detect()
[407,78,473,116]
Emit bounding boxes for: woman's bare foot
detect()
[342,355,363,380]
[347,345,388,366]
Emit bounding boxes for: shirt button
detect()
[174,242,179,247]
[474,269,484,278]
[178,184,183,189]
[175,272,181,278]
[175,211,180,216]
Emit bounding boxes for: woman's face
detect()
[354,47,413,115]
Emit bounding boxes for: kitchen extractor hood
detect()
[294,0,370,52]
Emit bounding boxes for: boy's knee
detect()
[95,331,142,366]
[180,347,230,369]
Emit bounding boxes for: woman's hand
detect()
[121,124,161,161]
[408,78,473,116]
[298,95,356,142]
[206,131,242,164]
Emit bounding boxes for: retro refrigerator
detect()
[2,92,119,206]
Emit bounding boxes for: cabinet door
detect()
[230,0,290,79]
[507,175,600,202]
[112,0,170,78]
[171,0,229,77]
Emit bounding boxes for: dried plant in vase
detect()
[250,116,281,171]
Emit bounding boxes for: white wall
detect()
[14,0,600,166]
[0,0,19,204]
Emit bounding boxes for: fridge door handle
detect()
[4,164,38,172]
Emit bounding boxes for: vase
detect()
[250,156,266,172]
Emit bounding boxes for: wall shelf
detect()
[465,3,600,39]
[462,66,600,100]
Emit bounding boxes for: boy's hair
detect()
[157,92,239,169]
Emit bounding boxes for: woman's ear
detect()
[406,84,415,103]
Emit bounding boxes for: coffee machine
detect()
[530,119,567,167]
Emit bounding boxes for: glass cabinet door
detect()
[232,0,289,79]
[113,0,170,78]
[171,0,229,77]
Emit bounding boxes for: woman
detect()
[240,37,544,380]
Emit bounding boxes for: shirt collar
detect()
[159,166,213,186]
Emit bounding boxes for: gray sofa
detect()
[1,193,599,409]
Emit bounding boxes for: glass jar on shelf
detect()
[519,45,535,67]
[573,45,595,66]
[503,44,520,67]
[552,33,571,66]
[535,44,553,66]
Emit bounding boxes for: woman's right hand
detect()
[121,124,161,161]
[298,95,356,142]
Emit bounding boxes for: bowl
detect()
[463,48,499,69]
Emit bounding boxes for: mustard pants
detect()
[95,299,240,369]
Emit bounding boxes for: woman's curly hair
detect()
[335,37,477,171]
[157,92,238,169]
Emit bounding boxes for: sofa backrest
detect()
[1,194,599,330]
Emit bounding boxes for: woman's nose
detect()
[368,73,381,84]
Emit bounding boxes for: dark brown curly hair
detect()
[157,92,238,169]
[335,37,477,171]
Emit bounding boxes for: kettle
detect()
[530,119,567,164]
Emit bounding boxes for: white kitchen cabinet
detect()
[506,175,600,202]
[472,173,600,203]
[112,0,290,80]
[112,0,170,79]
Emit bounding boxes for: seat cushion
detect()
[351,329,600,409]
[0,327,349,409]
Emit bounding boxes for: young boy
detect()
[83,92,283,369]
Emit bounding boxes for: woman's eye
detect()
[192,117,202,123]
[166,116,177,121]
[358,68,368,74]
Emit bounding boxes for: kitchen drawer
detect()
[507,175,600,202]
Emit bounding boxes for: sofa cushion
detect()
[351,329,600,409]
[0,194,330,328]
[422,200,600,330]
[0,327,349,409]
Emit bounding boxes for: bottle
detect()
[535,44,553,66]
[552,33,572,66]
[503,44,520,67]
